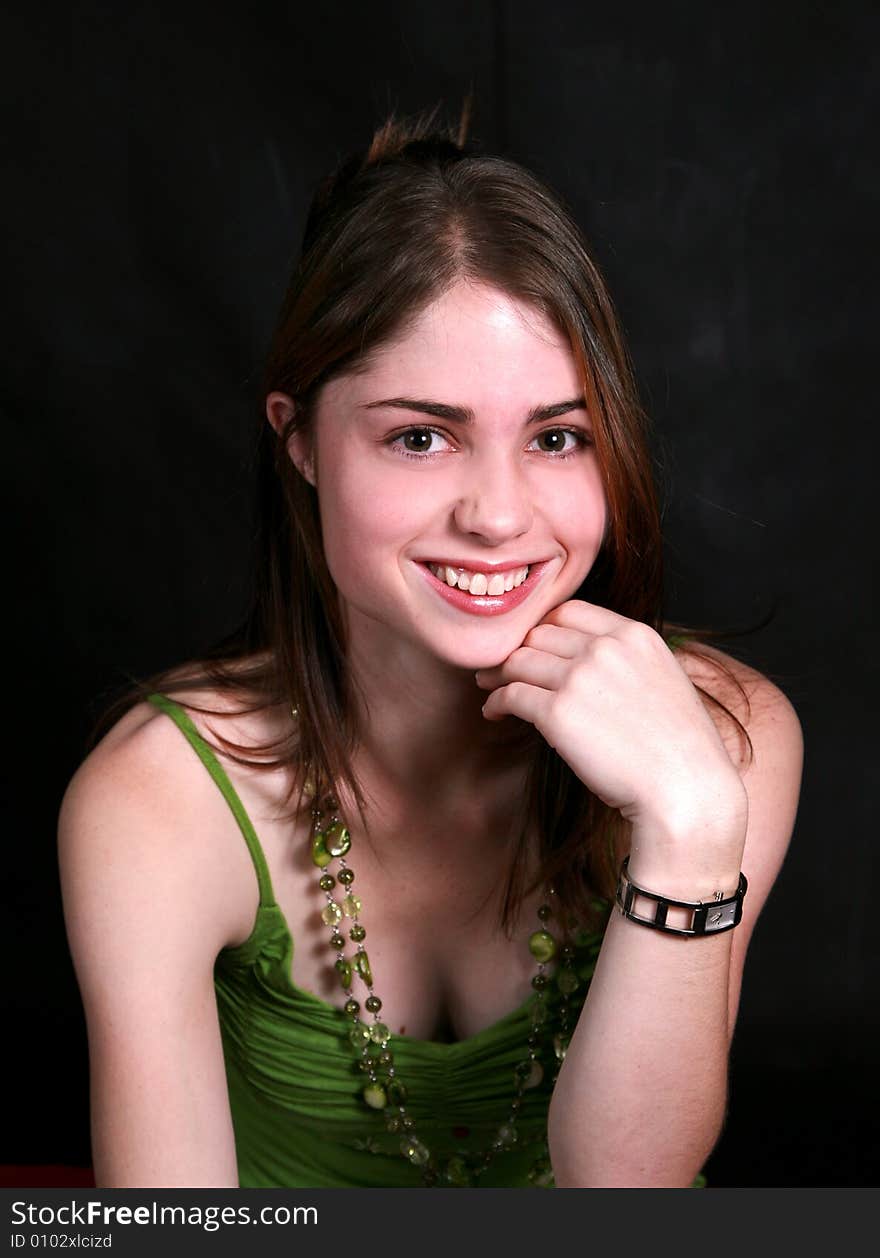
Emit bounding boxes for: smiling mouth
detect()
[425,562,530,596]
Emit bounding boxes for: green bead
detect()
[377,1049,394,1068]
[387,1078,408,1105]
[362,1083,387,1110]
[329,932,345,949]
[496,1123,518,1148]
[338,867,355,885]
[556,968,580,995]
[325,821,351,858]
[369,1021,390,1045]
[444,1156,473,1187]
[524,1059,544,1089]
[528,930,557,963]
[400,1136,431,1167]
[364,994,382,1012]
[515,1058,545,1091]
[528,1157,555,1188]
[354,950,373,987]
[350,924,366,942]
[384,1112,401,1133]
[343,998,360,1018]
[319,874,336,891]
[311,833,333,868]
[334,958,352,989]
[537,904,552,921]
[321,901,342,927]
[348,1021,371,1048]
[553,1033,570,1062]
[343,893,362,918]
[560,943,575,959]
[531,973,549,990]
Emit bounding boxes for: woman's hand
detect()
[475,600,748,883]
[479,601,802,1186]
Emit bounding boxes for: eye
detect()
[530,428,591,457]
[388,427,452,459]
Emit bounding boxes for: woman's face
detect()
[281,280,607,673]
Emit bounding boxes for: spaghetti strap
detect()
[146,692,276,907]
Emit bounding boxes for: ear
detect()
[266,391,317,487]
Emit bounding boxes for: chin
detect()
[422,625,538,673]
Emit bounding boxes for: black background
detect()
[4,1,878,1185]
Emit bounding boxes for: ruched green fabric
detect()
[217,910,570,1187]
[146,692,705,1189]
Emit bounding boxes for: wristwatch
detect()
[615,856,748,937]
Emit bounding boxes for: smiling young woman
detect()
[57,104,803,1189]
[265,281,608,678]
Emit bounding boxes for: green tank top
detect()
[146,692,704,1188]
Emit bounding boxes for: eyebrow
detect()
[359,397,588,424]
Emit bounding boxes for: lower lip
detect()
[417,562,551,617]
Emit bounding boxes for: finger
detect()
[481,680,554,726]
[542,599,632,635]
[521,622,590,659]
[475,646,569,691]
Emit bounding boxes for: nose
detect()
[452,454,534,545]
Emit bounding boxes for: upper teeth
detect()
[427,563,530,595]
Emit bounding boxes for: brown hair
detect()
[91,102,753,929]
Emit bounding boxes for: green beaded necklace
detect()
[306,779,593,1188]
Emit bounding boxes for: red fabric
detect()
[0,1165,96,1187]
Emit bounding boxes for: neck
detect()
[341,623,535,853]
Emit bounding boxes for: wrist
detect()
[628,781,748,900]
[624,853,744,903]
[627,832,746,903]
[616,856,748,937]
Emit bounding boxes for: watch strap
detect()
[615,856,748,937]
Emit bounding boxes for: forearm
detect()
[547,826,745,1188]
[548,911,732,1186]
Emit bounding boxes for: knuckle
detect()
[620,619,658,648]
[587,633,621,663]
[568,658,590,687]
[548,687,575,727]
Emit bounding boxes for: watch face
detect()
[705,902,739,931]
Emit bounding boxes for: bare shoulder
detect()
[58,681,262,1187]
[58,679,266,963]
[675,640,803,777]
